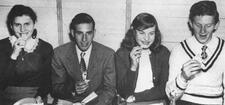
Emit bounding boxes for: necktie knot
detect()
[201,45,208,60]
[80,52,85,58]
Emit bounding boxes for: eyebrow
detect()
[136,29,144,32]
[75,30,93,33]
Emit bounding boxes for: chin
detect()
[80,46,89,51]
[80,48,87,51]
[198,40,208,44]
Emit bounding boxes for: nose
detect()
[200,26,206,35]
[144,33,150,40]
[82,34,87,41]
[20,25,25,32]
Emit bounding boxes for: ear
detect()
[70,29,75,37]
[130,26,134,29]
[10,25,16,36]
[69,29,76,41]
[32,29,37,39]
[93,29,96,37]
[188,19,193,28]
[214,21,220,31]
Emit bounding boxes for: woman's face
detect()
[135,26,156,48]
[12,15,35,40]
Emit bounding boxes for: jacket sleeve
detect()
[94,53,116,105]
[223,71,225,105]
[134,48,170,102]
[51,51,73,99]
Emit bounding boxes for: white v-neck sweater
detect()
[166,36,225,104]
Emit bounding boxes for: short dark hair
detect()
[6,5,37,35]
[69,13,95,41]
[189,1,219,24]
[69,13,95,32]
[121,13,162,52]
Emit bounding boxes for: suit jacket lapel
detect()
[87,42,97,80]
[65,42,82,81]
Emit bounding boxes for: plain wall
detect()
[0,0,225,51]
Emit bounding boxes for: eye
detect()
[148,32,155,36]
[24,22,30,26]
[87,31,93,35]
[75,31,83,35]
[137,30,144,34]
[13,23,20,27]
[195,23,201,27]
[206,24,212,27]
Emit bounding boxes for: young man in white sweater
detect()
[166,1,225,105]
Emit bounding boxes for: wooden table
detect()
[127,100,166,105]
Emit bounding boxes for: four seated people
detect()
[0,0,224,104]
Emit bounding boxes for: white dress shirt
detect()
[76,44,92,69]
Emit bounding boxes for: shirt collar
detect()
[188,35,218,58]
[191,35,218,53]
[75,44,92,62]
[141,49,151,55]
[9,35,39,53]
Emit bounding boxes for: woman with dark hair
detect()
[0,5,53,105]
[115,13,170,103]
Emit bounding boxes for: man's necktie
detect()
[80,52,87,80]
[201,45,208,60]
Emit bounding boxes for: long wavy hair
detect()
[121,13,162,52]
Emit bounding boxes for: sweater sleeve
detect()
[0,47,17,89]
[115,49,136,99]
[36,45,54,98]
[165,45,188,101]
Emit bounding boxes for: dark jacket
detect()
[115,45,170,102]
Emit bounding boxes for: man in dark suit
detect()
[51,13,116,105]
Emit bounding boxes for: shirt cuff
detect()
[175,74,188,90]
[11,54,18,60]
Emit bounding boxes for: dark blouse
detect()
[0,37,53,103]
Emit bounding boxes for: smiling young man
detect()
[51,13,116,105]
[166,1,225,105]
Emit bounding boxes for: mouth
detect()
[142,41,151,45]
[15,32,29,39]
[199,34,208,39]
[80,42,89,47]
[140,42,151,49]
[18,32,29,36]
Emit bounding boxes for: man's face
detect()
[12,15,35,40]
[190,15,219,44]
[74,23,94,51]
